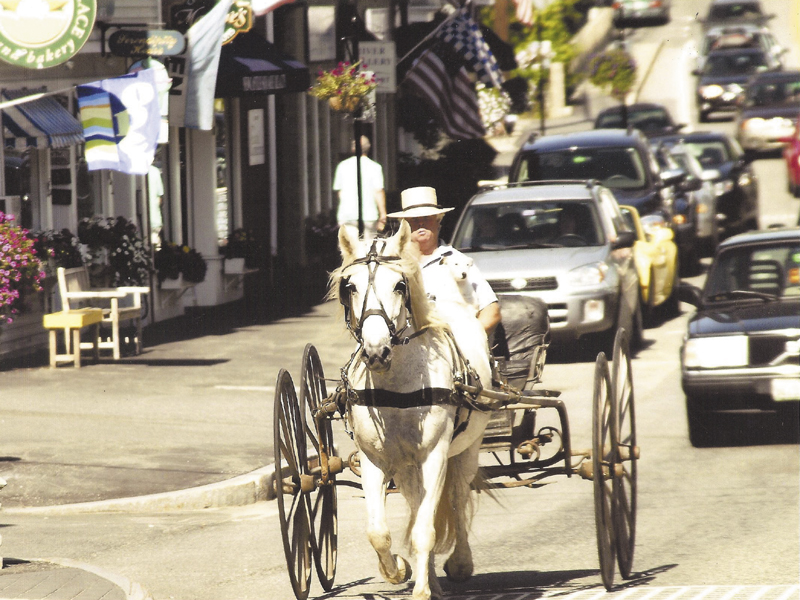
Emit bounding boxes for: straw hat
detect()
[387,186,454,219]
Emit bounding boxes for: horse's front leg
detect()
[443,441,482,582]
[360,452,412,585]
[410,441,449,600]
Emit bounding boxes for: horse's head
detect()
[332,222,428,372]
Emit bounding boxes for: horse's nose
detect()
[362,344,392,371]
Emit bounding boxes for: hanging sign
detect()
[109,29,186,57]
[0,0,96,69]
[222,0,252,44]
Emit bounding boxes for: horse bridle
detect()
[339,238,420,347]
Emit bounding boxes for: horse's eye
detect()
[394,280,407,295]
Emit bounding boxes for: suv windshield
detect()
[684,140,732,167]
[453,201,605,251]
[517,147,647,190]
[704,51,767,76]
[704,242,800,300]
[708,2,763,20]
[744,78,800,106]
[596,108,671,133]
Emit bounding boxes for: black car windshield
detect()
[453,201,605,251]
[596,108,671,132]
[684,140,731,167]
[744,78,800,107]
[519,148,647,190]
[704,242,800,300]
[703,51,767,76]
[708,2,763,20]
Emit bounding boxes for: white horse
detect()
[331,222,492,600]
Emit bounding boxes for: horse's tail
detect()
[432,456,486,555]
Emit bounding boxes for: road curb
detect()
[3,465,276,515]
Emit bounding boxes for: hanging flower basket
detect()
[308,61,377,113]
[587,48,637,102]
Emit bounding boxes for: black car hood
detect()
[609,187,659,213]
[698,74,751,86]
[740,104,800,120]
[688,299,800,336]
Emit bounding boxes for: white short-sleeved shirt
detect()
[420,244,498,313]
[333,156,384,223]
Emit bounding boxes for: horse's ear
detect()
[338,225,359,263]
[395,220,412,253]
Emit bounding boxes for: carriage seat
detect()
[491,295,551,390]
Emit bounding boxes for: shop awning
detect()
[1,89,84,149]
[215,31,311,98]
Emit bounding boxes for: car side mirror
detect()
[677,282,702,307]
[612,230,636,249]
[661,168,686,186]
[681,176,703,192]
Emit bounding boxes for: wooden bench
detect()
[43,308,104,368]
[57,267,150,360]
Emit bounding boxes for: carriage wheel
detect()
[301,344,338,591]
[274,369,313,600]
[592,352,617,590]
[612,329,638,579]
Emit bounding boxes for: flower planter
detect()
[328,96,362,113]
[160,275,187,290]
[224,258,246,274]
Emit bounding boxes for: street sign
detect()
[359,41,396,93]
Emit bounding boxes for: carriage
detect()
[273,228,639,600]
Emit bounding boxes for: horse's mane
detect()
[327,230,450,337]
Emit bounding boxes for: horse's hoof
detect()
[443,557,473,582]
[379,555,412,584]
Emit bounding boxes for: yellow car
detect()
[620,205,679,321]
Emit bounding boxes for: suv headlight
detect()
[700,85,723,99]
[714,180,734,196]
[565,262,608,287]
[683,336,748,368]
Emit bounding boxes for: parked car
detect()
[735,70,800,153]
[780,116,800,197]
[594,102,686,138]
[612,0,670,26]
[678,227,800,446]
[701,0,774,30]
[657,131,759,237]
[696,24,785,72]
[693,47,781,122]
[449,181,642,350]
[620,205,678,324]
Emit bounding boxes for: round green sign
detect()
[0,0,97,69]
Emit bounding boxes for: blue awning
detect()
[2,89,84,149]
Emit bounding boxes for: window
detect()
[521,147,647,190]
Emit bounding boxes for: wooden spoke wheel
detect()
[274,369,313,600]
[612,329,638,579]
[592,352,618,591]
[301,344,338,591]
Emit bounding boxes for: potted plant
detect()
[0,212,46,326]
[155,242,207,287]
[220,229,260,273]
[34,229,84,276]
[307,61,377,113]
[77,216,152,287]
[588,48,637,103]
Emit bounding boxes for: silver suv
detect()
[450,181,642,351]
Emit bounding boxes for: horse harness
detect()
[334,238,489,439]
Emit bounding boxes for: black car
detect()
[698,24,786,72]
[693,47,781,122]
[594,102,686,138]
[701,0,774,29]
[657,131,759,237]
[735,70,800,153]
[678,227,800,446]
[508,129,694,267]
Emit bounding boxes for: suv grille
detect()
[750,335,800,367]
[490,277,558,292]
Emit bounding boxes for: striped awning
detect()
[1,89,84,149]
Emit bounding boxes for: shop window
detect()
[3,147,32,228]
[215,99,232,246]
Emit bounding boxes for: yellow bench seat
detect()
[43,309,104,368]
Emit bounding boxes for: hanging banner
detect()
[76,68,161,175]
[0,0,96,69]
[129,58,172,143]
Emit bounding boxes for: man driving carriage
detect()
[388,186,502,336]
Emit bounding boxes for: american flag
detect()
[404,42,485,140]
[434,7,505,89]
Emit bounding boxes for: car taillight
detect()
[612,1,621,8]
[650,0,662,6]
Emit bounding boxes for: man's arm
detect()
[477,301,501,335]
[375,189,387,231]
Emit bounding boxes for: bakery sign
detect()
[0,0,97,69]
